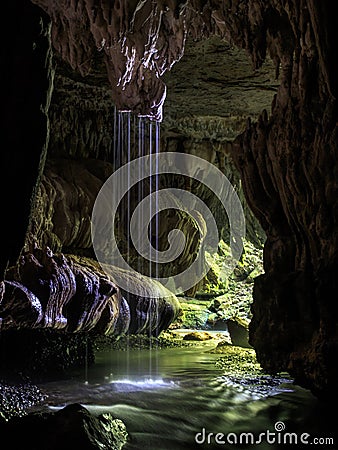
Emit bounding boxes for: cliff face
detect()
[1,1,337,396]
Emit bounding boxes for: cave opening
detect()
[1,1,338,448]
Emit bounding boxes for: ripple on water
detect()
[33,347,331,450]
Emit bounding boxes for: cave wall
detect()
[227,0,338,397]
[27,56,265,295]
[0,1,53,279]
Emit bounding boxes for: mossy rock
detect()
[183,331,213,341]
[210,344,263,377]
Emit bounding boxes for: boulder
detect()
[183,331,213,341]
[0,403,127,450]
[227,317,252,348]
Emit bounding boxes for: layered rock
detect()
[0,248,181,339]
[2,247,120,334]
[70,257,181,337]
[111,267,181,336]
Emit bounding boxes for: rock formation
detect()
[1,247,179,338]
[228,1,338,398]
[1,0,337,398]
[0,403,128,450]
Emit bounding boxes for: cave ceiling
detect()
[52,33,278,145]
[36,0,280,144]
[162,35,279,140]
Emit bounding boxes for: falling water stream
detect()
[112,111,164,378]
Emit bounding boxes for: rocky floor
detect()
[210,343,294,398]
[0,379,47,421]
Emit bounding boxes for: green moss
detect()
[172,299,210,329]
[210,343,263,376]
[93,333,192,352]
[198,239,263,296]
[209,342,293,396]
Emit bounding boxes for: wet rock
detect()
[0,280,43,329]
[66,256,120,335]
[0,329,94,379]
[0,249,125,376]
[0,380,47,421]
[0,403,128,450]
[1,250,181,374]
[3,248,121,334]
[109,266,182,337]
[67,256,181,337]
[227,317,252,348]
[183,331,213,341]
[109,297,131,338]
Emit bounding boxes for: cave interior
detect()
[1,0,338,448]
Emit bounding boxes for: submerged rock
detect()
[0,403,128,450]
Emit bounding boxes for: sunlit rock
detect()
[183,330,213,341]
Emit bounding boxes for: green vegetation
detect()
[172,239,264,330]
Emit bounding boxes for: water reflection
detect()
[34,345,335,450]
